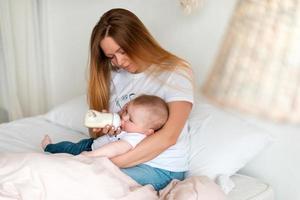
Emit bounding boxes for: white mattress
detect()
[228,174,274,200]
[0,117,274,200]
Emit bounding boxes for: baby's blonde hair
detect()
[132,95,169,131]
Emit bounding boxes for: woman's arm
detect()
[110,101,192,168]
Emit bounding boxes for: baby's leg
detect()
[42,136,94,155]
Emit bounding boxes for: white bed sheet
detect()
[0,116,87,153]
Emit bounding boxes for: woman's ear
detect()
[145,129,155,136]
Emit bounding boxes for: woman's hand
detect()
[93,125,121,136]
[90,125,121,138]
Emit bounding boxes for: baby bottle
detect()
[84,110,121,128]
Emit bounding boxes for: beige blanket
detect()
[0,153,226,200]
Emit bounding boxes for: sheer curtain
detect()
[0,0,48,122]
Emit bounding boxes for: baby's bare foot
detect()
[41,135,52,150]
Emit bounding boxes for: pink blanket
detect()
[0,153,226,200]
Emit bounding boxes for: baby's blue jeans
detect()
[121,164,185,191]
[44,138,185,190]
[44,138,94,155]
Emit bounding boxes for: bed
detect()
[0,95,274,199]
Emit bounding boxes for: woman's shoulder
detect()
[148,64,192,77]
[165,66,194,85]
[173,65,193,76]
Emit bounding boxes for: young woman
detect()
[88,8,194,190]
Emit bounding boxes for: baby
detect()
[41,94,168,158]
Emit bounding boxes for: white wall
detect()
[45,0,300,199]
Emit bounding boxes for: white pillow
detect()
[187,102,273,181]
[44,95,89,135]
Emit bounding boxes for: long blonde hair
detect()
[88,8,190,111]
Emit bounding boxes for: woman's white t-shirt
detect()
[109,66,194,172]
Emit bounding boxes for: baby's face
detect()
[120,103,149,133]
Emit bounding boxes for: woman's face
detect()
[100,36,140,73]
